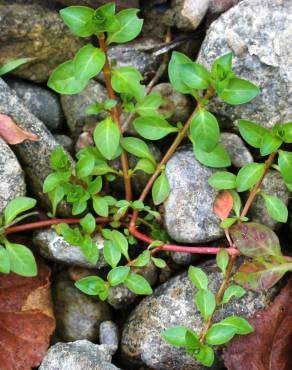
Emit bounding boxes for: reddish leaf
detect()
[0,114,39,144]
[0,259,55,370]
[213,190,233,220]
[224,278,292,370]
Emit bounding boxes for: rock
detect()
[207,0,242,23]
[0,138,26,215]
[58,0,138,9]
[197,0,292,128]
[249,170,290,229]
[61,80,107,138]
[0,78,73,215]
[5,78,64,133]
[39,340,121,370]
[220,132,253,168]
[108,261,157,310]
[99,321,119,355]
[53,278,111,342]
[163,146,224,243]
[33,228,107,269]
[121,260,279,370]
[171,251,199,266]
[55,134,74,154]
[0,3,83,83]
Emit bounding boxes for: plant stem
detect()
[98,33,132,201]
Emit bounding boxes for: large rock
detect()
[99,321,119,355]
[220,132,253,168]
[121,260,279,370]
[0,138,26,215]
[163,146,224,243]
[39,340,121,370]
[197,0,292,128]
[58,0,138,9]
[0,3,83,82]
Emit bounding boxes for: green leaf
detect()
[260,132,282,156]
[75,276,108,300]
[168,51,192,94]
[126,273,153,295]
[0,246,10,274]
[132,250,150,267]
[193,143,231,168]
[85,102,103,115]
[60,6,94,37]
[107,8,143,44]
[76,155,95,178]
[151,257,166,268]
[238,120,269,148]
[205,324,236,345]
[236,163,265,192]
[208,172,236,190]
[92,196,109,217]
[211,53,233,81]
[6,242,37,277]
[222,285,246,304]
[278,150,292,183]
[181,63,210,90]
[195,289,216,322]
[4,197,36,226]
[92,160,117,175]
[0,57,34,77]
[103,240,121,268]
[190,109,220,152]
[120,137,155,162]
[94,117,120,160]
[161,326,188,347]
[51,145,71,171]
[134,158,156,174]
[87,176,103,195]
[194,344,214,367]
[91,3,118,33]
[152,172,170,205]
[112,66,144,101]
[188,266,208,290]
[133,116,178,140]
[110,230,129,261]
[216,248,229,276]
[74,44,105,81]
[214,316,253,335]
[261,193,288,222]
[220,217,237,229]
[230,190,242,217]
[135,93,163,117]
[219,78,259,105]
[80,235,99,264]
[281,122,292,143]
[107,266,130,286]
[80,213,96,234]
[43,172,71,193]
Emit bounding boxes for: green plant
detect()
[0,57,34,77]
[1,2,291,368]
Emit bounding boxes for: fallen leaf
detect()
[224,278,292,370]
[0,259,55,370]
[213,190,233,220]
[0,114,39,144]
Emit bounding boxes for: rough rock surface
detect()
[0,3,83,82]
[207,0,242,23]
[58,0,138,9]
[164,146,224,243]
[99,321,119,355]
[53,278,111,342]
[197,0,292,128]
[121,260,279,370]
[39,340,121,370]
[220,132,253,168]
[0,138,26,215]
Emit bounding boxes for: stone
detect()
[53,277,111,342]
[171,251,199,266]
[0,3,83,82]
[33,229,107,269]
[55,134,74,154]
[207,0,242,23]
[58,0,138,9]
[5,78,64,133]
[61,80,107,138]
[249,170,290,229]
[39,340,121,370]
[197,0,292,128]
[220,132,253,168]
[0,138,26,215]
[163,146,224,243]
[99,321,119,355]
[0,78,73,215]
[121,260,280,370]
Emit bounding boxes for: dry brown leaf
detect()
[0,114,39,144]
[213,190,233,220]
[0,259,55,370]
[224,278,292,370]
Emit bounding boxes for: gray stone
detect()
[39,340,121,370]
[197,0,292,128]
[249,170,290,229]
[58,0,138,9]
[33,228,107,269]
[99,321,119,355]
[220,132,253,168]
[0,3,83,82]
[53,278,111,342]
[207,0,242,23]
[121,260,279,370]
[163,146,224,243]
[5,78,64,133]
[171,251,199,266]
[55,134,74,154]
[0,138,26,215]
[0,78,73,215]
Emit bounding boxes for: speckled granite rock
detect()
[220,132,253,168]
[197,0,292,128]
[99,321,119,355]
[164,146,224,243]
[0,138,26,215]
[0,3,83,82]
[121,260,279,370]
[39,340,121,370]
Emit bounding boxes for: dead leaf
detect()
[0,114,39,144]
[0,259,55,370]
[213,190,233,220]
[224,278,292,370]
